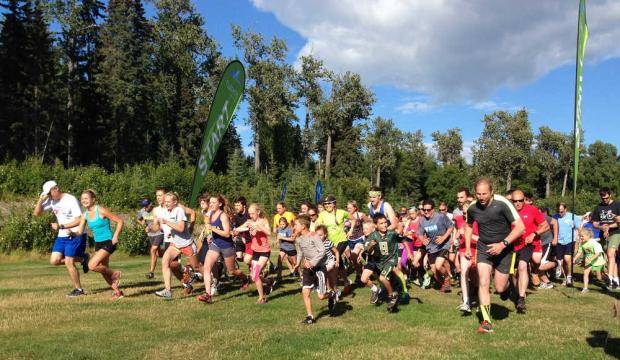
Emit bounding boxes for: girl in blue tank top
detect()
[197,195,249,304]
[75,189,125,300]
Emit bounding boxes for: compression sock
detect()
[395,271,408,295]
[481,304,492,323]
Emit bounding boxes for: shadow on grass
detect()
[586,330,620,359]
[89,280,161,295]
[474,303,511,322]
[315,301,353,320]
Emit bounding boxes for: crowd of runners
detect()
[33,179,620,333]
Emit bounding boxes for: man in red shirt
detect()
[511,190,549,313]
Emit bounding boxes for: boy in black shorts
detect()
[295,215,332,324]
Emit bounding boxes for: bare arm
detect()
[100,206,124,244]
[551,218,559,245]
[383,203,399,231]
[33,195,48,216]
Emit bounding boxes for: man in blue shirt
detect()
[553,202,581,287]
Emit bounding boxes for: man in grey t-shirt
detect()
[417,199,454,292]
[136,198,164,279]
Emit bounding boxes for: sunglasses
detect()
[512,199,525,203]
[422,208,433,212]
[308,213,317,217]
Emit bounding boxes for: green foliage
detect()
[0,206,55,253]
[117,224,149,256]
[425,165,471,209]
[431,128,463,166]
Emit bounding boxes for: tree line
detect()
[0,0,618,208]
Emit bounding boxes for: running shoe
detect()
[155,289,172,300]
[334,288,342,303]
[342,284,351,296]
[566,275,573,287]
[440,278,452,293]
[256,297,267,305]
[516,297,526,313]
[458,302,472,313]
[422,272,431,289]
[193,272,203,281]
[370,287,380,304]
[145,272,154,279]
[386,294,399,313]
[67,288,86,298]
[183,283,193,295]
[328,293,335,311]
[555,265,562,278]
[111,291,124,301]
[211,283,219,296]
[240,279,250,291]
[412,278,421,287]
[301,315,315,325]
[499,289,510,301]
[268,278,276,295]
[581,288,589,294]
[197,292,212,304]
[82,253,90,274]
[111,271,122,293]
[182,266,193,284]
[477,320,494,333]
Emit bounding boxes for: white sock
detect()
[371,284,378,292]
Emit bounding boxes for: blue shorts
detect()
[51,234,87,258]
[555,242,574,258]
[348,237,364,250]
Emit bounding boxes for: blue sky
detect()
[192,0,620,159]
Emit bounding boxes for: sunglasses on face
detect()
[512,199,525,203]
[422,208,433,212]
[308,213,317,217]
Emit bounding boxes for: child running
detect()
[574,228,607,293]
[276,217,297,282]
[359,214,407,312]
[74,189,125,300]
[316,225,340,311]
[295,215,332,324]
[234,203,273,304]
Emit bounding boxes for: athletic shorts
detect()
[412,243,426,252]
[476,242,514,274]
[234,237,246,253]
[95,240,116,254]
[198,240,209,264]
[279,246,297,257]
[428,248,449,265]
[302,265,327,296]
[336,242,348,265]
[149,234,164,247]
[348,237,365,251]
[252,251,270,262]
[606,234,620,250]
[515,244,533,263]
[540,243,556,264]
[364,261,395,278]
[458,247,477,262]
[244,242,253,256]
[51,234,87,258]
[172,242,197,257]
[589,264,604,272]
[555,242,574,258]
[325,258,336,271]
[209,242,236,259]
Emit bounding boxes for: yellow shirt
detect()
[316,209,348,244]
[273,211,296,230]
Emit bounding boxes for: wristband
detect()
[60,224,65,230]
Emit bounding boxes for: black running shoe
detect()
[67,288,86,298]
[301,315,315,325]
[328,292,335,311]
[516,297,526,313]
[370,287,380,304]
[145,272,154,279]
[82,253,90,274]
[387,294,399,313]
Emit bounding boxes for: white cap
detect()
[584,211,591,217]
[41,180,58,196]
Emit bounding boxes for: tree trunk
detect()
[375,165,381,187]
[254,127,260,172]
[325,132,332,179]
[304,99,310,130]
[505,170,512,192]
[561,168,569,197]
[545,174,551,198]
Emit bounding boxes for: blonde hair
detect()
[165,191,180,203]
[248,203,265,218]
[82,189,98,200]
[578,227,593,242]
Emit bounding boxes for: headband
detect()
[368,191,382,198]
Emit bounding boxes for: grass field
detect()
[0,253,618,360]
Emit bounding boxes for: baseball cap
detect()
[41,180,57,196]
[140,199,151,207]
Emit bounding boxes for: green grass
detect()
[0,254,618,359]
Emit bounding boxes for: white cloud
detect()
[462,141,475,164]
[251,0,620,102]
[396,101,434,114]
[470,101,524,113]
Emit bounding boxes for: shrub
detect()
[117,224,150,256]
[0,206,55,253]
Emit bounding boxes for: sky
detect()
[190,0,620,160]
